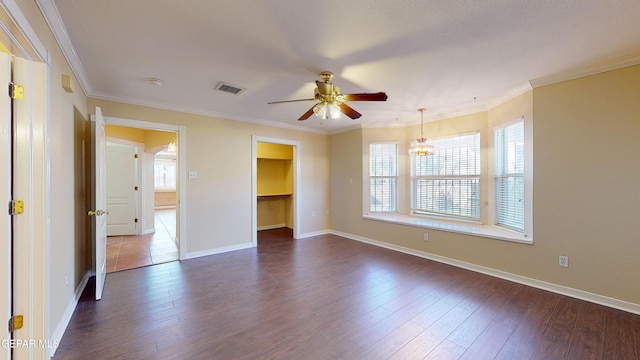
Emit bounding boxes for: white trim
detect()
[530,51,640,88]
[252,136,301,245]
[330,229,640,316]
[363,214,531,244]
[48,271,90,358]
[257,224,287,231]
[35,0,90,95]
[185,243,254,260]
[1,0,48,62]
[142,228,156,235]
[297,230,330,239]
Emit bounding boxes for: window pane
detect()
[370,143,398,176]
[495,120,524,231]
[370,143,398,212]
[370,178,397,212]
[154,159,176,189]
[412,178,480,218]
[411,133,480,219]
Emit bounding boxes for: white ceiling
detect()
[44,0,640,133]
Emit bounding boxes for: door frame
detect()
[251,136,300,244]
[104,116,187,259]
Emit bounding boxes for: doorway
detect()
[101,117,187,271]
[252,136,300,245]
[104,130,179,272]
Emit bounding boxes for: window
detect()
[369,143,398,212]
[154,156,176,190]
[494,119,524,231]
[411,132,480,219]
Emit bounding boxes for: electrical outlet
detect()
[423,233,429,241]
[559,256,569,268]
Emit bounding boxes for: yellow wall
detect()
[105,124,175,153]
[331,65,640,306]
[105,124,145,143]
[257,142,293,159]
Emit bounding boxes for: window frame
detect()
[410,131,481,221]
[494,118,525,232]
[368,142,399,213]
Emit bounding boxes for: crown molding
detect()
[530,51,640,88]
[90,91,329,135]
[1,0,48,62]
[36,0,91,96]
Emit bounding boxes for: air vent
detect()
[215,82,244,95]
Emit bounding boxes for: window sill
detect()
[363,213,532,244]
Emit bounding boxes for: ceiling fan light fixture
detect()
[313,102,341,120]
[409,108,435,156]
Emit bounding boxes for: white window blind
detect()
[369,143,398,212]
[494,119,524,231]
[411,132,480,219]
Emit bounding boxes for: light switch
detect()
[189,171,197,179]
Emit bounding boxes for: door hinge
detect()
[134,218,138,223]
[9,200,24,215]
[9,83,24,100]
[8,315,24,332]
[134,153,138,158]
[134,186,138,191]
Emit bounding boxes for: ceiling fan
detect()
[268,71,388,121]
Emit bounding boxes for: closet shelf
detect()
[257,193,292,200]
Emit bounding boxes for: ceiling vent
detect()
[215,82,245,95]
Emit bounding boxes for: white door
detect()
[91,107,108,300]
[0,51,12,360]
[106,142,137,235]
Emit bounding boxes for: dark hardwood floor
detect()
[54,228,640,359]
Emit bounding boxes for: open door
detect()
[90,107,108,300]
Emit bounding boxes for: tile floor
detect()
[106,209,178,272]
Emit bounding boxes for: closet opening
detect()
[252,136,300,245]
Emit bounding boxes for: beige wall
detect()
[533,64,640,304]
[88,98,331,253]
[331,65,640,306]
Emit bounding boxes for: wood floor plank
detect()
[54,229,640,360]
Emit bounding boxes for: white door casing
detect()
[91,107,108,300]
[0,51,12,360]
[12,55,50,360]
[106,142,137,236]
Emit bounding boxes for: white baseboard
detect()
[49,271,91,358]
[257,224,287,231]
[143,228,155,235]
[297,229,330,239]
[330,230,640,316]
[185,242,255,260]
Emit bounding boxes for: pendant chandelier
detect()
[408,108,434,156]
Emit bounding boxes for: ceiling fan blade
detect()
[339,103,362,119]
[298,106,316,121]
[268,98,315,104]
[342,92,388,102]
